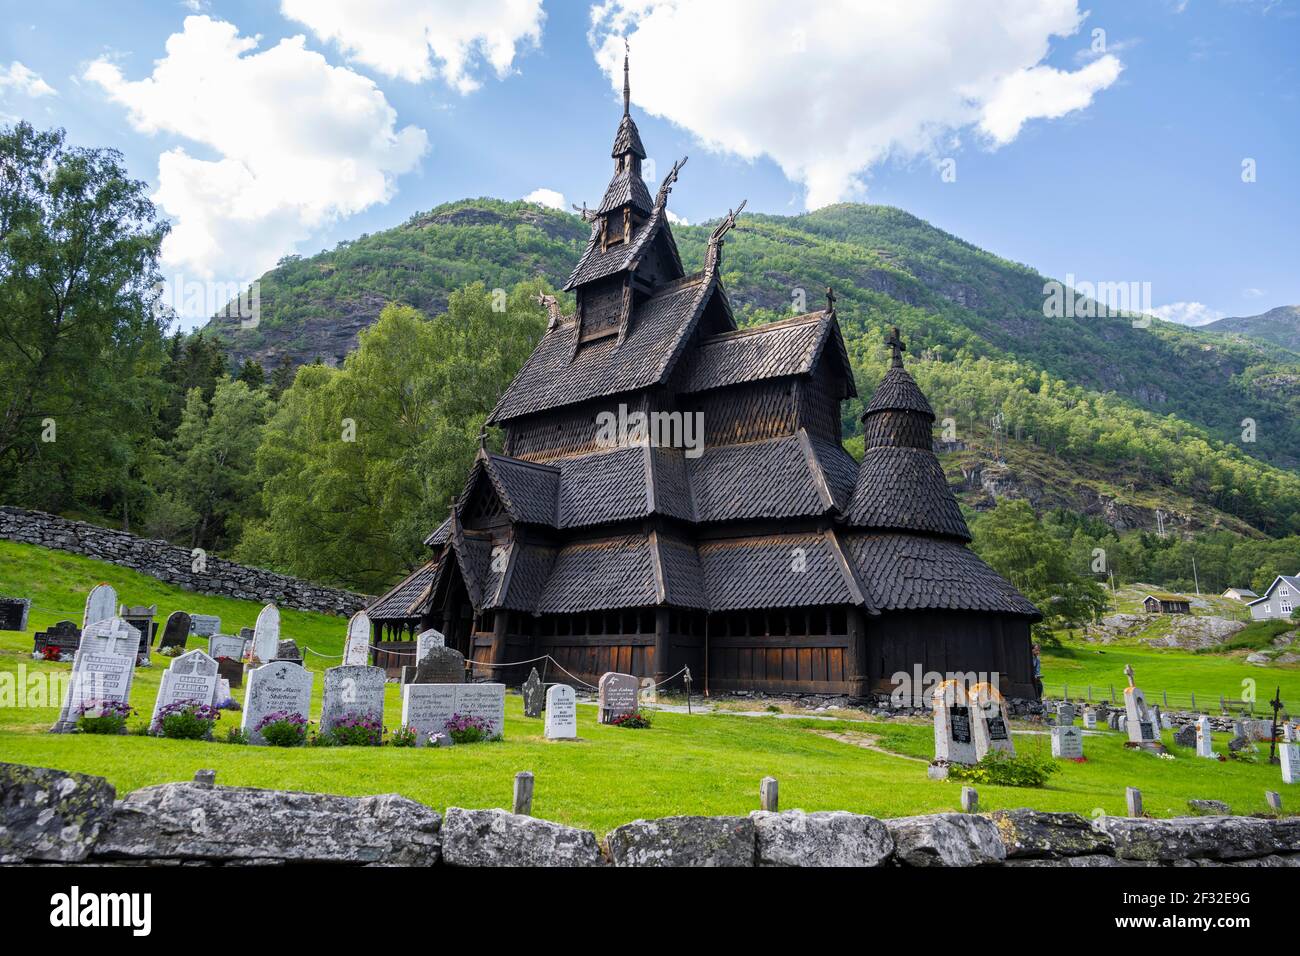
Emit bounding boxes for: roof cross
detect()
[885,326,906,368]
[825,286,836,315]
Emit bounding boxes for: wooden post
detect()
[512,771,534,816]
[960,786,978,813]
[653,607,670,686]
[845,607,868,698]
[760,776,778,812]
[1125,787,1143,817]
[1266,790,1282,813]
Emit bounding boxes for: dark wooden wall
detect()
[866,610,1035,700]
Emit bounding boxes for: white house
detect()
[1247,576,1300,620]
[1222,587,1259,602]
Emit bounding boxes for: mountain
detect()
[1201,305,1300,352]
[202,198,1300,538]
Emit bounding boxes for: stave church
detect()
[366,54,1041,702]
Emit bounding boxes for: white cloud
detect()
[523,187,566,210]
[280,0,544,91]
[590,0,1124,208]
[84,15,427,299]
[1149,301,1224,327]
[0,61,56,98]
[666,210,689,226]
[1242,287,1265,298]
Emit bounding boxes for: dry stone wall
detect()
[0,507,368,616]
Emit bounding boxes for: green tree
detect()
[237,280,547,591]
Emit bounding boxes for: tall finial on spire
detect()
[622,37,631,116]
[885,326,906,369]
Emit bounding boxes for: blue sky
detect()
[1,0,1296,329]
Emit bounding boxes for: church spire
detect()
[623,38,631,117]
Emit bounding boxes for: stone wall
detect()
[3,763,1297,867]
[0,507,369,617]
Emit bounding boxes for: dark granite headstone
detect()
[274,638,303,665]
[157,611,192,652]
[412,646,466,685]
[522,667,544,718]
[216,655,243,689]
[33,621,81,659]
[1174,724,1197,748]
[120,604,157,662]
[0,597,31,632]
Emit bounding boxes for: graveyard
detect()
[2,539,1297,835]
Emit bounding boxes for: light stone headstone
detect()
[544,684,577,740]
[1056,702,1075,726]
[320,664,386,735]
[343,611,370,666]
[157,611,192,652]
[1051,724,1084,759]
[598,672,639,724]
[1083,709,1098,730]
[970,682,1015,760]
[521,667,545,718]
[190,614,221,638]
[216,678,232,703]
[931,679,977,771]
[1122,665,1158,747]
[1195,715,1215,758]
[401,683,459,746]
[639,678,657,705]
[251,603,280,663]
[208,633,245,661]
[415,628,445,661]
[151,649,219,725]
[455,683,507,738]
[82,584,117,630]
[241,660,314,745]
[52,617,140,733]
[1281,727,1300,785]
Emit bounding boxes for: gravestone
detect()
[454,683,506,738]
[412,645,465,685]
[51,617,140,733]
[597,672,639,724]
[320,664,386,735]
[120,604,158,661]
[208,633,245,662]
[521,667,545,718]
[545,684,578,739]
[639,678,657,706]
[274,638,302,663]
[251,604,280,662]
[415,628,445,661]
[1056,702,1075,726]
[1160,711,1174,729]
[241,660,313,745]
[1195,715,1215,758]
[151,649,220,725]
[190,614,221,638]
[929,679,976,778]
[1282,725,1300,785]
[970,682,1015,760]
[1121,664,1162,751]
[343,611,371,666]
[82,584,117,630]
[1051,724,1084,759]
[216,678,233,704]
[239,626,254,640]
[1108,711,1122,731]
[157,611,192,652]
[33,621,81,660]
[217,655,243,689]
[401,683,459,746]
[1083,709,1098,730]
[0,597,30,632]
[1174,724,1197,748]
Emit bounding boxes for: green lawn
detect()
[1,540,1297,834]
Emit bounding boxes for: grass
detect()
[1,539,1297,834]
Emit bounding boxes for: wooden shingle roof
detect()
[844,446,971,541]
[366,558,441,621]
[698,532,867,611]
[863,365,935,418]
[681,310,854,396]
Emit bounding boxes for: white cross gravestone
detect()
[401,683,459,746]
[251,603,280,663]
[343,611,371,666]
[52,617,140,733]
[241,660,314,745]
[82,584,117,631]
[1195,715,1215,758]
[190,614,221,638]
[415,628,445,661]
[1051,724,1084,759]
[320,664,386,735]
[970,682,1016,760]
[151,649,220,726]
[545,684,578,740]
[929,679,977,778]
[1282,724,1300,785]
[1122,664,1162,750]
[598,672,639,724]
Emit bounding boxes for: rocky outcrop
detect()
[886,813,1007,867]
[96,782,441,865]
[0,507,369,616]
[0,763,116,862]
[1146,615,1247,649]
[751,810,893,867]
[441,808,603,867]
[604,815,756,867]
